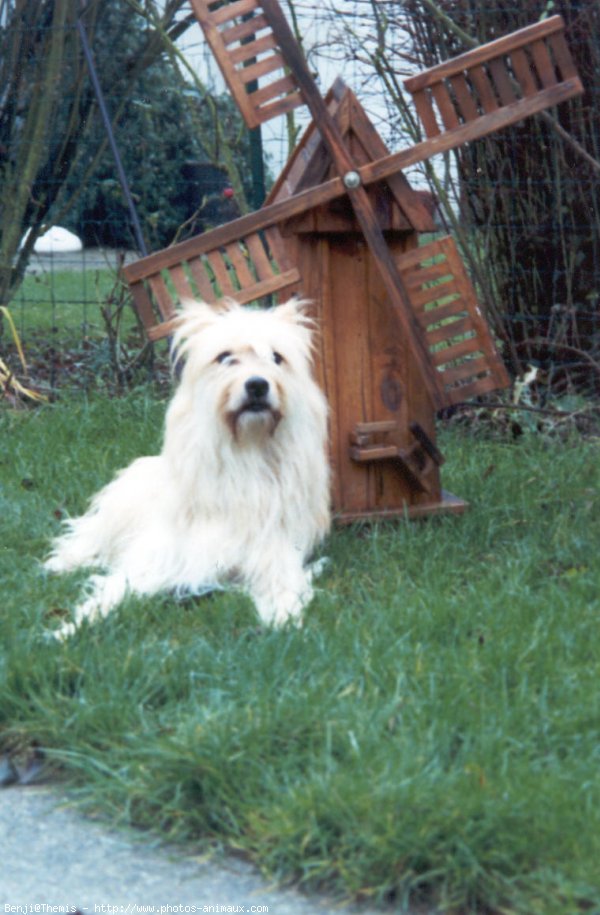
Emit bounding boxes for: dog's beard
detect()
[226,399,282,439]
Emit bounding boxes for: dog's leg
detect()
[306,556,330,581]
[53,572,128,641]
[249,549,316,627]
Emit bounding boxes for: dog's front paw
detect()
[307,556,330,581]
[254,586,310,628]
[51,620,78,642]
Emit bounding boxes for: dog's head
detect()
[171,298,318,441]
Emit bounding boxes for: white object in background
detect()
[21,226,83,254]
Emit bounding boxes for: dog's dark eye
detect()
[216,351,232,364]
[273,351,284,365]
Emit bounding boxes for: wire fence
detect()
[2,0,599,403]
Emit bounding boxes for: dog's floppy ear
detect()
[274,297,314,327]
[171,298,223,368]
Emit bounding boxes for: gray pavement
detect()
[0,786,381,914]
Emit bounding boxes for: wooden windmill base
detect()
[287,230,468,523]
[336,491,468,525]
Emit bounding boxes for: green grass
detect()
[10,269,120,341]
[1,392,599,914]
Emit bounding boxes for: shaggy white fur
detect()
[45,298,330,638]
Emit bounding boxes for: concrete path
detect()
[0,786,382,914]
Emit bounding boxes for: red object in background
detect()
[222,187,234,199]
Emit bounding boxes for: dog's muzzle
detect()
[227,375,282,436]
[243,375,271,412]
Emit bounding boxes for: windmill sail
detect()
[190,0,306,127]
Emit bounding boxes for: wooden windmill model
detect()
[123,4,582,522]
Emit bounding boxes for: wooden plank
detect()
[250,72,298,106]
[404,15,567,92]
[224,241,256,289]
[229,32,277,66]
[225,242,256,289]
[449,73,480,122]
[530,38,558,89]
[354,420,398,436]
[209,0,259,27]
[409,422,445,466]
[168,263,196,302]
[431,81,460,130]
[190,0,259,128]
[488,57,518,105]
[438,237,509,389]
[410,282,461,312]
[129,281,156,332]
[253,91,305,123]
[439,354,491,386]
[350,444,399,462]
[426,316,474,348]
[231,268,300,304]
[244,232,274,280]
[548,31,578,81]
[240,51,285,84]
[205,250,236,297]
[221,13,269,46]
[147,319,179,342]
[148,272,177,322]
[417,294,466,326]
[510,47,538,97]
[335,490,468,524]
[443,375,501,404]
[401,260,453,290]
[431,335,480,368]
[187,257,218,302]
[363,77,583,186]
[468,64,499,113]
[411,88,440,137]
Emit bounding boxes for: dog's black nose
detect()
[245,376,270,401]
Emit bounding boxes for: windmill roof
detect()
[265,78,436,234]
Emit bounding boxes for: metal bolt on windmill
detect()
[123,2,583,522]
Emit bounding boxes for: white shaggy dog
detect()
[46,298,330,638]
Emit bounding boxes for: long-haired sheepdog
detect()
[45,298,330,638]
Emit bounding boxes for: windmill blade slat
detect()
[547,30,579,81]
[426,316,475,349]
[361,76,582,186]
[431,81,460,131]
[509,48,539,97]
[529,38,559,89]
[188,258,218,302]
[467,65,500,114]
[190,0,306,128]
[396,237,510,408]
[221,13,269,44]
[228,32,278,65]
[239,51,286,84]
[404,15,582,147]
[250,73,298,105]
[124,229,301,341]
[487,58,519,105]
[169,263,196,301]
[448,74,480,123]
[405,15,569,92]
[209,0,259,27]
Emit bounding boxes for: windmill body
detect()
[123,4,583,521]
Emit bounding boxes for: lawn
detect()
[10,268,120,341]
[6,268,150,391]
[1,391,599,914]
